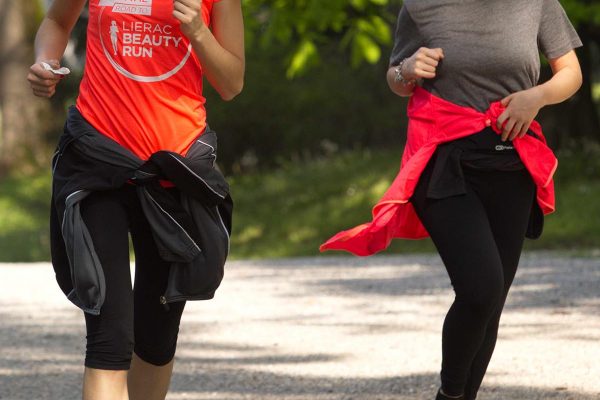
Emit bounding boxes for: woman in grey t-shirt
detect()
[387,1,582,399]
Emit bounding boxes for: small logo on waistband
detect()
[495,145,514,151]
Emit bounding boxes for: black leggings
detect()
[81,185,186,370]
[411,156,535,399]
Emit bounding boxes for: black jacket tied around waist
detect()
[50,107,233,315]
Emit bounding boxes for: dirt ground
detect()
[0,253,598,400]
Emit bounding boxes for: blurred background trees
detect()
[546,0,600,146]
[0,0,598,173]
[0,0,52,174]
[0,0,598,260]
[218,0,600,170]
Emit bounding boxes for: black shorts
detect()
[81,185,186,370]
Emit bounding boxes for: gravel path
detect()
[0,253,598,400]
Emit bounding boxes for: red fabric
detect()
[320,87,557,256]
[77,0,220,160]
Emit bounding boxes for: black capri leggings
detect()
[411,155,536,399]
[81,185,186,370]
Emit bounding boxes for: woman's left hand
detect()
[173,0,207,39]
[496,88,546,141]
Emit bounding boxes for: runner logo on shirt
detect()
[97,1,192,83]
[107,20,184,58]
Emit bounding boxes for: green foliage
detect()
[287,39,319,78]
[0,171,52,262]
[204,47,407,172]
[242,0,600,78]
[1,148,599,261]
[229,147,600,257]
[243,0,400,77]
[560,0,600,26]
[227,148,433,258]
[46,0,598,174]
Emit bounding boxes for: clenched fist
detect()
[173,0,207,39]
[27,60,64,98]
[403,47,445,81]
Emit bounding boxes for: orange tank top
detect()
[76,0,220,160]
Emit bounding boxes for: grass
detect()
[0,171,52,261]
[1,147,599,262]
[228,149,436,258]
[230,147,600,258]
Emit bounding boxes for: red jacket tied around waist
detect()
[320,87,557,257]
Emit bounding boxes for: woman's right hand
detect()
[403,47,445,80]
[27,60,64,98]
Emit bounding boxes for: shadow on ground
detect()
[279,254,600,316]
[0,255,598,399]
[0,308,596,400]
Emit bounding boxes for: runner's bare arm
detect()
[173,0,245,101]
[387,47,444,97]
[496,50,582,141]
[28,0,87,98]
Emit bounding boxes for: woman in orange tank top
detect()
[28,1,244,399]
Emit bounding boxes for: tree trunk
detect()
[0,0,51,175]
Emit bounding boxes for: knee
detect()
[134,319,183,366]
[85,323,134,370]
[134,338,178,366]
[133,301,185,366]
[456,275,504,318]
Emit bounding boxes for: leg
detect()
[127,192,186,400]
[128,354,176,400]
[462,169,535,399]
[80,190,134,400]
[83,369,129,400]
[411,164,506,397]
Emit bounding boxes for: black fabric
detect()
[148,149,228,206]
[81,186,186,370]
[411,153,536,400]
[427,128,524,200]
[136,180,202,263]
[436,390,464,400]
[51,106,232,315]
[426,128,544,239]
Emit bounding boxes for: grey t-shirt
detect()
[390,0,583,111]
